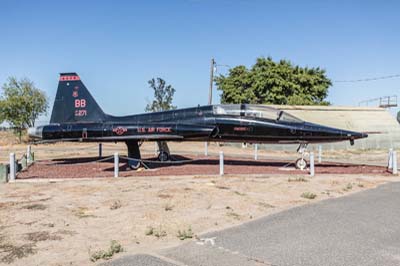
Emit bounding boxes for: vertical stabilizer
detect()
[50,73,106,124]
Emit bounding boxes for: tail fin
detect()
[50,73,106,124]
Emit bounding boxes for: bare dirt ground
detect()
[0,132,397,265]
[1,174,399,266]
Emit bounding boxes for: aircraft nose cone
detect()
[342,130,368,139]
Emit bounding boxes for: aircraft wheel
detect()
[128,160,141,170]
[158,151,170,162]
[295,158,308,170]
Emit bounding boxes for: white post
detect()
[254,144,258,160]
[392,151,397,175]
[154,142,158,156]
[114,152,119,178]
[310,152,315,176]
[205,142,208,156]
[98,143,102,158]
[388,148,393,169]
[219,151,224,176]
[9,153,16,182]
[27,145,31,164]
[318,145,322,163]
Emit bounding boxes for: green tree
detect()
[215,57,331,105]
[0,77,48,142]
[145,78,176,112]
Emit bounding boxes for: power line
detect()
[334,74,400,83]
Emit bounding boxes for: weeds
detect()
[22,204,47,210]
[258,202,275,208]
[233,191,246,196]
[226,212,241,220]
[154,227,167,238]
[343,183,353,191]
[145,226,154,236]
[177,226,194,240]
[301,192,317,199]
[288,177,307,182]
[25,231,61,242]
[145,226,167,238]
[163,203,173,211]
[72,207,95,218]
[0,243,36,264]
[90,240,123,262]
[110,200,122,210]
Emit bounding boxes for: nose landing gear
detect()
[295,143,309,170]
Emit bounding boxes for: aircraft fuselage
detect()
[29,104,366,144]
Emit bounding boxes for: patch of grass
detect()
[25,231,61,242]
[110,200,122,210]
[0,243,36,264]
[72,207,95,219]
[358,183,364,188]
[145,226,167,238]
[90,240,123,262]
[301,192,317,200]
[22,204,47,210]
[233,191,246,196]
[321,190,331,196]
[153,226,167,238]
[145,226,154,236]
[288,177,308,182]
[258,202,275,208]
[216,185,230,190]
[343,183,353,191]
[177,226,194,240]
[226,212,241,220]
[163,203,174,211]
[56,229,77,236]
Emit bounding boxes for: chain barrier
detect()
[119,155,205,165]
[33,155,115,166]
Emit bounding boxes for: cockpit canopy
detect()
[212,104,303,123]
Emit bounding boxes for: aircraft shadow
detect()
[47,155,375,173]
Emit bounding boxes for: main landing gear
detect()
[295,143,309,170]
[157,141,171,162]
[125,141,172,170]
[126,140,141,170]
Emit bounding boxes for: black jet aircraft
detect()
[28,73,367,169]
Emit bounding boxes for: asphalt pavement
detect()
[104,182,400,266]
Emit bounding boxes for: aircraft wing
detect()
[32,134,184,144]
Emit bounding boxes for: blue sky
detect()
[1,0,400,122]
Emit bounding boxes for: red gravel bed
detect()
[16,155,390,179]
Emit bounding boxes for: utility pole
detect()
[208,58,215,105]
[206,58,215,155]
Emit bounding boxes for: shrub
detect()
[90,240,123,262]
[301,192,317,199]
[177,226,194,240]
